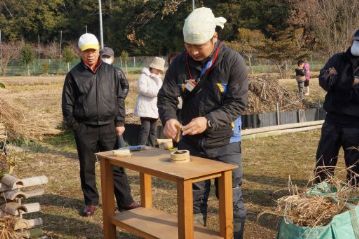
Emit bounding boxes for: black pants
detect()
[178,140,246,238]
[138,117,157,146]
[315,121,359,185]
[297,81,304,99]
[74,123,134,208]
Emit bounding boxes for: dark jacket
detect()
[62,61,126,130]
[116,67,129,98]
[158,42,248,148]
[319,48,359,126]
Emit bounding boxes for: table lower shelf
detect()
[112,207,223,239]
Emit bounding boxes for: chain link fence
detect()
[2,56,325,76]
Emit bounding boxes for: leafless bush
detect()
[0,42,23,76]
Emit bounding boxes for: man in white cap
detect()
[314,29,359,185]
[158,7,248,239]
[62,33,139,216]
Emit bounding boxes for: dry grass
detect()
[0,216,19,239]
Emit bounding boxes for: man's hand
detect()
[163,119,182,140]
[116,126,125,136]
[182,117,208,136]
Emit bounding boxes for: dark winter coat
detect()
[319,48,359,126]
[158,42,248,149]
[62,61,126,130]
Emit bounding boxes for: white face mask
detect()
[351,41,359,56]
[102,57,114,65]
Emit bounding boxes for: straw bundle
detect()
[246,75,304,114]
[0,216,20,239]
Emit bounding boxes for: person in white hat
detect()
[158,7,248,238]
[134,57,165,146]
[314,29,359,186]
[62,33,139,217]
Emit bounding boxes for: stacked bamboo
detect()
[0,174,48,238]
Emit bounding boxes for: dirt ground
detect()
[0,75,345,239]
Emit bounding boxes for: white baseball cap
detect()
[183,7,226,45]
[78,33,100,51]
[149,57,165,72]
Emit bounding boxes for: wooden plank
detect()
[177,180,194,239]
[218,171,233,239]
[112,207,222,239]
[242,125,322,140]
[96,149,237,181]
[140,173,152,208]
[242,120,324,135]
[99,156,117,239]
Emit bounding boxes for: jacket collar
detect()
[81,58,102,73]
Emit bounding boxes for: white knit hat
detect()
[149,57,165,72]
[78,33,100,51]
[183,7,227,44]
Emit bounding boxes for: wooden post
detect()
[100,158,116,239]
[218,171,233,239]
[140,173,152,208]
[276,102,280,125]
[177,180,193,239]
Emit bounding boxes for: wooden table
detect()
[96,148,237,239]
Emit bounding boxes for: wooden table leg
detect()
[177,180,193,239]
[218,170,233,239]
[140,173,152,208]
[100,158,116,239]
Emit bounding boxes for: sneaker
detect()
[82,205,96,217]
[120,201,141,211]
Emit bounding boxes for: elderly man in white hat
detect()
[62,33,139,217]
[158,7,248,239]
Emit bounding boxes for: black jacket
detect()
[62,61,126,129]
[319,48,359,126]
[158,42,248,148]
[116,67,129,98]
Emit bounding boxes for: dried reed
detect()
[264,166,359,228]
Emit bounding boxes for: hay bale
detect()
[0,97,25,140]
[245,75,304,114]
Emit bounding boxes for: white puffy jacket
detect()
[134,67,163,119]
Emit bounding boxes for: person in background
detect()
[62,33,139,217]
[304,59,311,96]
[295,59,306,99]
[134,57,165,146]
[314,29,359,185]
[167,52,183,121]
[100,47,129,148]
[158,7,248,239]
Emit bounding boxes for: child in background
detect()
[295,59,306,99]
[303,59,311,96]
[134,57,165,146]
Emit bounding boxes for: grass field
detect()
[0,74,347,239]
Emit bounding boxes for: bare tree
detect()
[0,42,22,76]
[301,0,359,56]
[42,42,60,60]
[227,28,265,74]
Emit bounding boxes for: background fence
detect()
[2,56,325,76]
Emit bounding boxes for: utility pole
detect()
[59,30,63,57]
[98,0,104,48]
[0,30,2,60]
